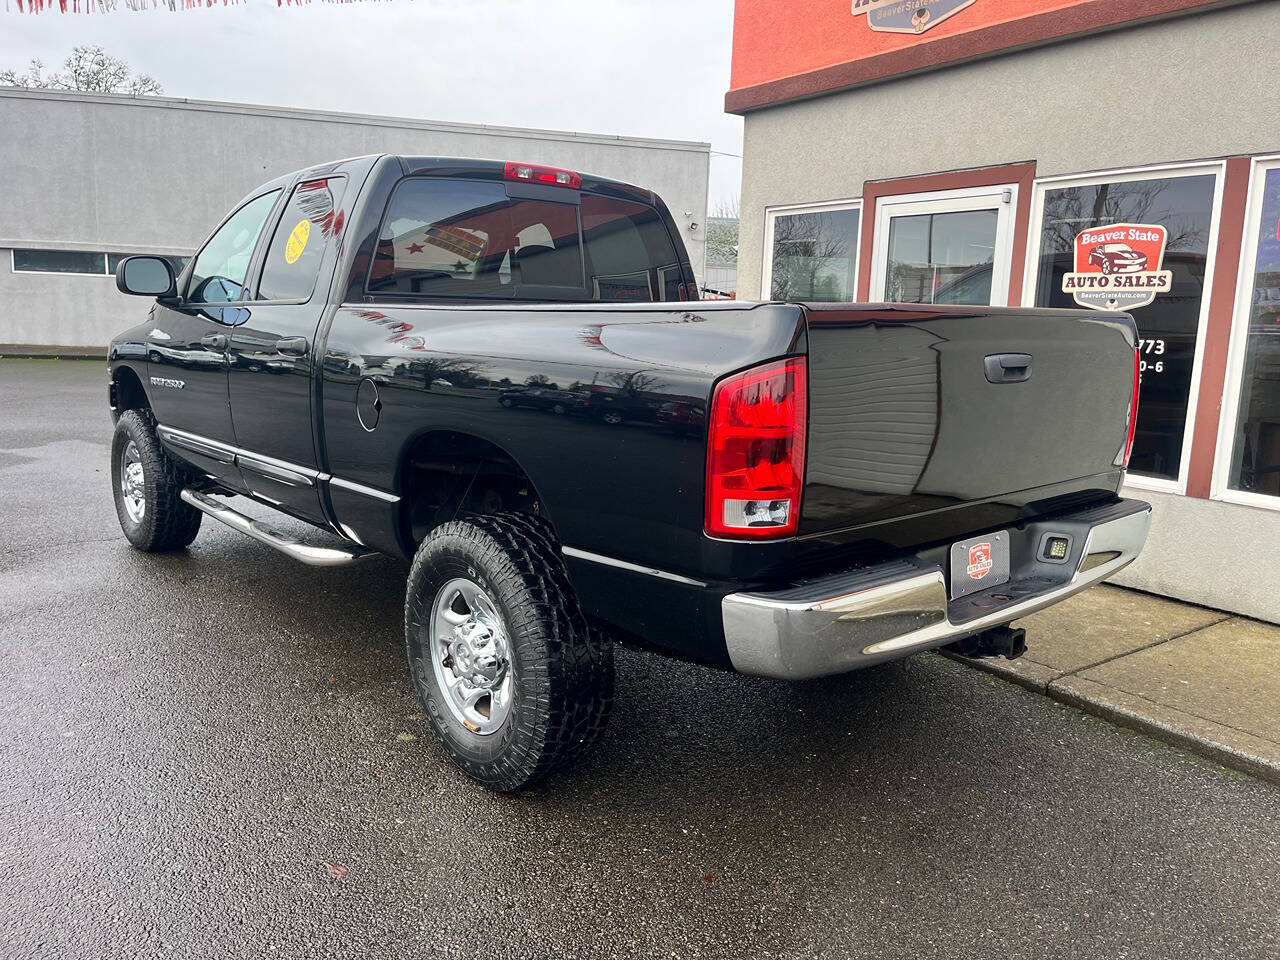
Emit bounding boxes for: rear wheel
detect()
[404,513,613,791]
[111,409,202,552]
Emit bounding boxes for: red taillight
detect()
[705,357,807,539]
[1122,347,1141,468]
[503,161,582,189]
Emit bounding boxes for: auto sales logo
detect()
[966,542,992,580]
[852,0,978,34]
[1062,222,1173,312]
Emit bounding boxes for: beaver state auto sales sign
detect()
[1062,223,1173,311]
[852,0,978,34]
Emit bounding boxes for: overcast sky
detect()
[0,0,743,211]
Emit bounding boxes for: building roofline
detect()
[0,87,711,154]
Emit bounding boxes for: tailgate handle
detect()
[985,353,1032,384]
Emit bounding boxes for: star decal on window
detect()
[407,241,425,254]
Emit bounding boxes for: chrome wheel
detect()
[429,577,513,735]
[119,439,146,523]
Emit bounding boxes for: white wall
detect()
[0,89,709,350]
[1112,487,1280,624]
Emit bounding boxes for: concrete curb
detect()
[944,650,1280,785]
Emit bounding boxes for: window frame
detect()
[1020,159,1228,497]
[183,187,286,312]
[254,175,349,306]
[11,249,108,277]
[1211,153,1280,511]
[579,192,686,304]
[869,183,1018,306]
[10,249,194,278]
[761,197,863,303]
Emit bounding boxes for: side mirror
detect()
[115,255,176,298]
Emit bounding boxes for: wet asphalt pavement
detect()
[1,358,1278,960]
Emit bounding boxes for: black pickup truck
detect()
[107,154,1150,790]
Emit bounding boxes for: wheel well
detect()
[112,365,150,416]
[400,431,546,547]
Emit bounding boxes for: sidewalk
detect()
[949,585,1280,783]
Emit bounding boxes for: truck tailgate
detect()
[800,303,1137,536]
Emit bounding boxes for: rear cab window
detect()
[367,177,688,302]
[581,194,685,301]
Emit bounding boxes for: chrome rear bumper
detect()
[722,502,1151,680]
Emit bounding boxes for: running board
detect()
[181,488,375,567]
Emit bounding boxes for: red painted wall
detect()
[727,0,1238,112]
[730,0,1074,92]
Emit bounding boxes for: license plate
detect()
[950,531,1010,599]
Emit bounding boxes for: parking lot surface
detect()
[2,359,1278,959]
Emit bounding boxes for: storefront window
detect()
[885,209,997,305]
[1228,167,1280,499]
[768,206,859,301]
[1031,173,1217,482]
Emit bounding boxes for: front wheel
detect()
[111,409,202,552]
[405,513,613,791]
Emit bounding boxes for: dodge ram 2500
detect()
[107,154,1151,790]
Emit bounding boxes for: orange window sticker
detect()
[284,218,311,264]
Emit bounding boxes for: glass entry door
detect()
[869,185,1017,306]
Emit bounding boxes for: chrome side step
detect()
[181,488,375,567]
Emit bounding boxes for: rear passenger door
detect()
[227,174,352,524]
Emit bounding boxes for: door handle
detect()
[275,336,309,357]
[984,353,1033,384]
[200,333,228,351]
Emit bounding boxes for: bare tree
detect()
[607,369,666,396]
[711,199,740,220]
[1,46,163,96]
[0,58,48,88]
[1039,180,1207,255]
[414,355,487,389]
[768,212,851,300]
[127,72,165,97]
[705,218,738,267]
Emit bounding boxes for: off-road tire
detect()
[111,409,203,552]
[405,512,614,791]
